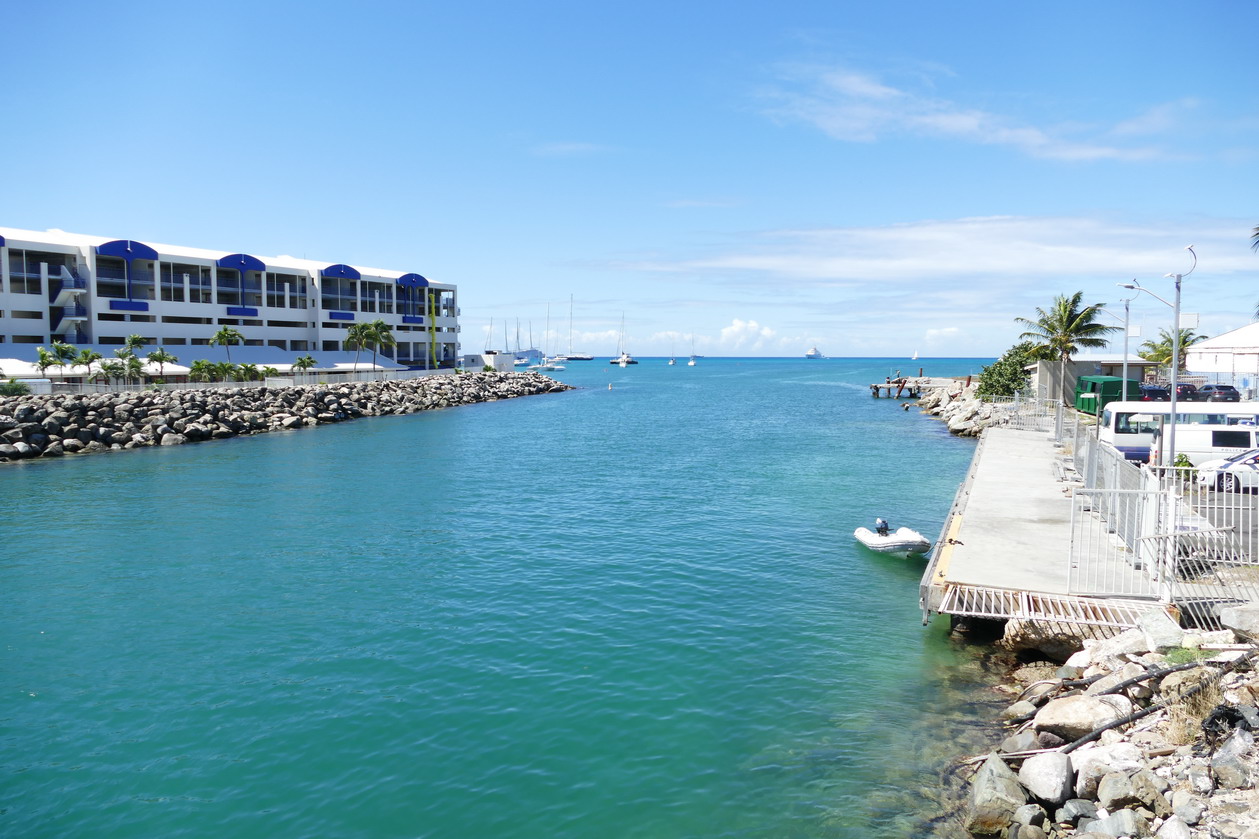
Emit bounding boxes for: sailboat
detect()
[556,295,593,361]
[609,314,638,365]
[911,350,919,361]
[687,335,697,366]
[668,339,677,365]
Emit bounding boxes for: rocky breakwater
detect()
[0,371,573,463]
[917,380,1002,437]
[961,605,1259,839]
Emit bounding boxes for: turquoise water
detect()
[3,358,996,838]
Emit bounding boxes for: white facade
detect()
[0,227,460,368]
[1186,322,1259,391]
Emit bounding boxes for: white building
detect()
[1186,322,1259,397]
[0,227,460,369]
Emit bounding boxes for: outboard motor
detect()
[875,517,890,536]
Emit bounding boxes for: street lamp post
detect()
[1106,288,1138,395]
[1120,246,1197,468]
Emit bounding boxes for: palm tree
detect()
[98,359,126,385]
[122,334,147,356]
[260,366,280,380]
[365,319,397,372]
[51,341,78,367]
[123,354,145,386]
[210,326,244,362]
[75,348,103,380]
[237,363,260,382]
[34,346,62,378]
[189,359,215,382]
[211,361,238,382]
[146,348,179,378]
[1252,225,1259,318]
[1015,291,1120,404]
[292,354,318,382]
[344,322,372,373]
[1138,327,1207,374]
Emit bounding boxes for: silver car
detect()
[1197,447,1259,492]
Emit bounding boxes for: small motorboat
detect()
[853,519,931,556]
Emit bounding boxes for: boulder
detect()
[1054,798,1098,826]
[1018,751,1074,805]
[964,753,1027,835]
[1211,728,1254,789]
[1002,619,1089,660]
[1033,694,1134,741]
[1155,815,1192,839]
[1139,609,1186,651]
[160,433,188,446]
[1070,742,1146,799]
[1088,807,1151,838]
[1219,604,1259,642]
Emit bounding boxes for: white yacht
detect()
[805,347,824,359]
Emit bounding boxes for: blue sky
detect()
[5,0,1256,357]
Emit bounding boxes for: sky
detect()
[4,0,1257,358]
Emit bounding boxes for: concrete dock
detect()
[919,427,1161,628]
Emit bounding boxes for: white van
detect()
[1098,401,1259,461]
[1151,423,1259,466]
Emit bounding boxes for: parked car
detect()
[1139,385,1170,401]
[1197,384,1242,402]
[1173,383,1200,401]
[1196,447,1259,492]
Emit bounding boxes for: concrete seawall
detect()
[0,371,573,463]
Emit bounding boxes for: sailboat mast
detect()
[568,294,574,355]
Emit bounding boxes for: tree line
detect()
[23,318,398,386]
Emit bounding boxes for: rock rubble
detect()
[916,382,1000,437]
[0,371,573,463]
[961,606,1259,838]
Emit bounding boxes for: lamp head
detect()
[1119,283,1137,289]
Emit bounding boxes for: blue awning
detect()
[217,253,266,274]
[96,239,159,261]
[0,235,5,247]
[397,273,429,288]
[321,263,361,280]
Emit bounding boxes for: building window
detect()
[322,340,339,352]
[163,337,187,345]
[190,269,213,304]
[291,340,308,351]
[13,310,44,320]
[13,335,43,344]
[268,340,287,350]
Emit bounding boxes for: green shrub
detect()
[0,378,31,396]
[977,341,1036,397]
[1164,646,1210,665]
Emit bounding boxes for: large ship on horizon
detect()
[805,346,824,359]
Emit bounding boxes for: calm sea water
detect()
[3,358,1001,838]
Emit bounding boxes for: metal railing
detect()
[981,394,1061,433]
[47,367,461,396]
[1063,417,1259,628]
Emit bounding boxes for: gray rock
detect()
[1090,807,1151,838]
[1001,730,1040,754]
[1012,802,1047,826]
[1139,609,1186,652]
[1130,768,1172,817]
[1055,798,1098,826]
[1007,825,1048,839]
[160,433,188,446]
[1155,814,1192,839]
[1097,770,1142,810]
[1019,751,1074,806]
[1034,694,1134,741]
[1170,789,1205,824]
[964,753,1027,835]
[1003,700,1039,721]
[1219,604,1259,642]
[1211,728,1254,789]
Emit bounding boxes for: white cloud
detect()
[759,65,1168,162]
[719,318,776,351]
